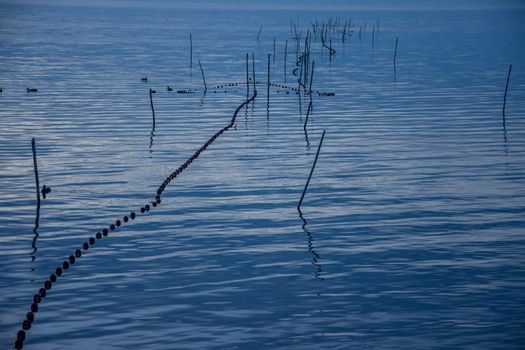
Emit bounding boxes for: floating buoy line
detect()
[13,81,258,350]
[13,42,337,347]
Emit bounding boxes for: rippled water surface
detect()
[1,3,525,349]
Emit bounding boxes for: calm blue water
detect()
[1,3,525,349]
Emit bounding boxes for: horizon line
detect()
[2,0,525,11]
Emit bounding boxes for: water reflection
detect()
[30,138,40,269]
[502,114,508,144]
[31,200,40,267]
[303,100,312,149]
[393,65,397,83]
[266,98,270,132]
[297,85,303,117]
[502,110,509,159]
[148,90,156,157]
[298,208,323,280]
[149,125,155,157]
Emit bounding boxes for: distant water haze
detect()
[1,0,524,10]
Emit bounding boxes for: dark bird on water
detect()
[141,77,148,82]
[167,86,173,91]
[41,185,51,199]
[26,88,38,93]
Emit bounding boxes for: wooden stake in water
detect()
[284,39,288,81]
[267,53,271,105]
[372,25,375,48]
[393,36,399,66]
[296,36,299,61]
[31,138,41,260]
[246,53,249,100]
[252,52,256,108]
[149,88,156,126]
[252,52,256,92]
[273,37,276,64]
[190,33,193,71]
[503,64,512,116]
[308,60,315,96]
[31,138,41,213]
[198,59,207,93]
[329,37,333,61]
[257,24,263,41]
[303,33,309,90]
[303,100,312,131]
[298,130,326,210]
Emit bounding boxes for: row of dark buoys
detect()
[176,89,197,94]
[215,80,335,97]
[14,208,146,349]
[14,85,258,350]
[156,89,258,199]
[143,80,334,97]
[215,83,241,89]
